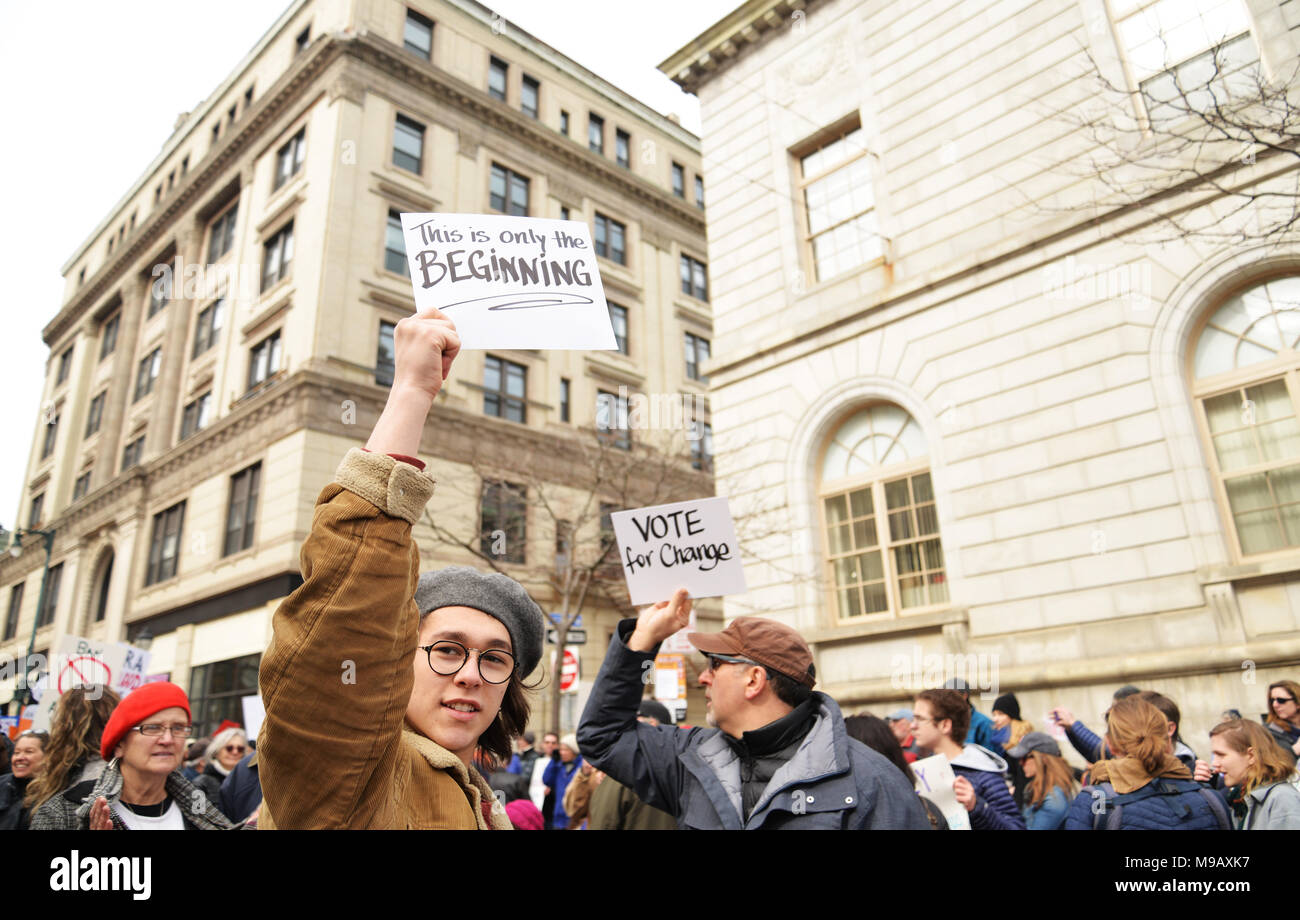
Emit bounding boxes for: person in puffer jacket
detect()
[1064,697,1231,830]
[913,689,1025,830]
[1051,689,1198,777]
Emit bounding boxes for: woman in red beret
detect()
[29,682,234,830]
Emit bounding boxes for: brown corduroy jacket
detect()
[257,449,512,830]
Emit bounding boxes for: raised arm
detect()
[257,309,459,828]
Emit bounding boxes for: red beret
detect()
[100,682,192,761]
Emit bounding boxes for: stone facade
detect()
[1,0,716,734]
[663,0,1300,756]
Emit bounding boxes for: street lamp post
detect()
[9,526,57,713]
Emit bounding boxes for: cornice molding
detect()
[658,0,814,95]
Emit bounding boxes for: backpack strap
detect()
[1086,782,1119,830]
[1198,786,1233,830]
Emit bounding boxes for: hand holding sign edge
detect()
[628,588,692,653]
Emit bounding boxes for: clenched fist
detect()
[393,306,462,402]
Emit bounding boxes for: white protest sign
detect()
[611,497,747,606]
[399,212,617,351]
[241,694,265,743]
[52,636,151,699]
[911,753,970,830]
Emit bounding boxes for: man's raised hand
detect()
[628,588,692,652]
[393,306,461,402]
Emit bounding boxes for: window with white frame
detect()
[819,404,948,620]
[796,119,880,283]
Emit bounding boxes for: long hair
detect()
[25,685,120,811]
[1267,680,1300,729]
[844,713,915,786]
[1104,697,1171,774]
[1210,718,1297,794]
[1025,750,1077,807]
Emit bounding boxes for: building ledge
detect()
[658,0,812,94]
[803,606,969,647]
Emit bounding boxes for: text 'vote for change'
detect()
[398,212,618,351]
[610,497,747,606]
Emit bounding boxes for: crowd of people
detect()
[3,308,1298,832]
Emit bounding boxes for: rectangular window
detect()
[4,583,22,641]
[376,321,395,387]
[181,155,190,176]
[192,296,225,359]
[37,564,62,628]
[484,355,527,423]
[489,56,508,101]
[685,332,711,383]
[521,74,539,118]
[56,346,73,385]
[596,389,631,450]
[188,653,262,739]
[121,435,145,471]
[248,331,282,391]
[274,128,306,190]
[134,348,162,402]
[73,471,91,500]
[695,175,705,209]
[224,462,261,556]
[489,164,529,216]
[146,502,185,586]
[560,110,569,136]
[616,129,630,168]
[77,268,85,287]
[608,303,628,355]
[385,209,407,274]
[798,120,880,282]
[404,8,434,59]
[672,163,685,198]
[295,25,310,54]
[588,113,604,154]
[211,123,220,149]
[392,114,425,174]
[41,408,59,459]
[560,206,570,221]
[85,391,106,437]
[244,85,254,108]
[594,214,625,265]
[180,392,212,440]
[691,418,712,470]
[560,377,570,423]
[100,313,120,361]
[208,203,238,262]
[29,493,44,529]
[147,270,169,318]
[227,105,236,127]
[480,481,526,564]
[680,255,708,301]
[261,221,294,291]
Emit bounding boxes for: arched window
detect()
[818,403,948,620]
[93,550,114,623]
[1192,275,1300,558]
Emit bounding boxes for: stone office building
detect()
[663,0,1300,750]
[0,0,715,734]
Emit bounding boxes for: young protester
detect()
[23,685,120,817]
[1264,680,1300,758]
[1005,732,1075,830]
[844,713,947,829]
[1209,718,1300,829]
[0,730,49,830]
[256,307,543,829]
[1064,696,1230,830]
[29,681,232,830]
[913,689,1024,830]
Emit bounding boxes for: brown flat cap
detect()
[689,616,816,689]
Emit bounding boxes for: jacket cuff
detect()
[335,447,436,524]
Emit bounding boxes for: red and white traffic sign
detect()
[559,648,580,693]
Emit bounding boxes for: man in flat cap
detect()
[577,589,928,829]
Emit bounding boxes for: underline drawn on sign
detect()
[58,656,113,694]
[445,291,596,312]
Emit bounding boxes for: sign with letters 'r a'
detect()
[399,212,618,351]
[611,496,747,606]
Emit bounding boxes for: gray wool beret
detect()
[414,566,545,676]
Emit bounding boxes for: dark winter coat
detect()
[193,762,228,809]
[27,759,233,831]
[542,754,583,829]
[1064,778,1231,830]
[218,751,262,824]
[576,619,930,830]
[950,744,1025,830]
[0,774,33,830]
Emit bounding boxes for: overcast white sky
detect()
[0,0,736,532]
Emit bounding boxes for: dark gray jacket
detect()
[28,758,234,831]
[577,620,930,830]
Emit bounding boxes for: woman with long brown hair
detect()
[1264,679,1300,758]
[1210,718,1300,829]
[1065,697,1231,830]
[1005,732,1075,829]
[23,685,120,816]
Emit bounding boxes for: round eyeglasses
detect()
[420,639,516,684]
